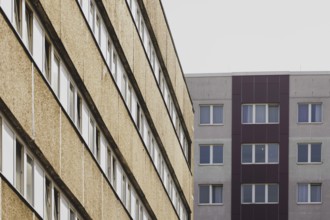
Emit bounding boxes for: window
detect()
[44,38,51,82]
[298,103,322,123]
[200,105,223,125]
[95,14,101,44]
[52,55,60,97]
[14,0,22,35]
[112,157,117,190]
[89,1,95,31]
[122,75,127,102]
[15,140,23,193]
[297,143,321,163]
[122,175,126,205]
[70,209,75,220]
[199,185,223,204]
[139,205,143,220]
[241,144,279,164]
[45,177,52,220]
[199,145,223,165]
[69,82,75,120]
[25,154,34,204]
[127,184,131,213]
[77,94,82,131]
[107,148,111,180]
[241,184,278,204]
[298,183,321,203]
[127,85,132,111]
[242,104,279,124]
[107,40,112,67]
[25,4,33,52]
[95,128,100,161]
[89,119,95,151]
[54,188,60,220]
[135,199,139,220]
[112,52,117,81]
[136,104,140,129]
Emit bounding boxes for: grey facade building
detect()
[186,72,330,220]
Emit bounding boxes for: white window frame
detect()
[297,103,323,123]
[241,184,279,204]
[297,183,322,204]
[199,104,224,125]
[198,184,223,205]
[241,103,280,124]
[241,143,279,164]
[199,144,223,165]
[297,143,322,164]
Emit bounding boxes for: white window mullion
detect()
[308,184,311,203]
[308,104,312,123]
[210,145,213,164]
[308,144,311,163]
[265,184,268,203]
[209,185,212,204]
[266,104,269,123]
[253,105,256,123]
[265,144,269,163]
[210,105,213,124]
[252,145,255,163]
[252,185,255,203]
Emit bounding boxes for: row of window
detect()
[0,115,82,220]
[199,103,323,125]
[198,183,322,205]
[78,0,188,219]
[1,1,152,219]
[125,0,190,162]
[199,143,322,165]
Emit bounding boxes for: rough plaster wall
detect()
[1,178,35,220]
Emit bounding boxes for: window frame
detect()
[199,104,224,125]
[198,184,223,205]
[199,144,224,165]
[241,103,280,124]
[241,184,279,204]
[297,183,322,204]
[241,143,279,165]
[297,143,322,164]
[297,103,323,124]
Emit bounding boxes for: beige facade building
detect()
[0,0,194,219]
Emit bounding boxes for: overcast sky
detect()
[161,0,330,74]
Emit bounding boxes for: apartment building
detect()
[186,72,330,220]
[0,0,194,219]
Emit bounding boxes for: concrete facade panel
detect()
[1,178,34,220]
[0,15,33,138]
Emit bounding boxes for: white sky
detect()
[161,0,330,73]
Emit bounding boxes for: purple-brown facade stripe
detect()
[232,75,289,220]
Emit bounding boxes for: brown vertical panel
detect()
[232,75,289,220]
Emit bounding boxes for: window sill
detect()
[199,123,224,126]
[242,122,279,125]
[241,202,279,205]
[199,163,224,166]
[198,203,223,206]
[297,122,323,125]
[297,202,322,205]
[242,163,279,165]
[296,162,323,165]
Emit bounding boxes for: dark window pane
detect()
[298,144,308,162]
[298,104,308,122]
[213,145,223,164]
[298,184,308,202]
[212,185,223,203]
[255,144,266,163]
[311,104,322,122]
[268,184,279,203]
[242,185,252,203]
[242,145,252,163]
[213,106,223,124]
[200,145,210,164]
[311,184,321,202]
[255,185,265,203]
[269,104,279,123]
[199,185,210,203]
[268,144,279,163]
[200,106,210,124]
[311,143,321,162]
[242,105,253,123]
[255,105,266,123]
